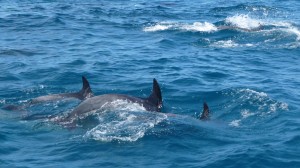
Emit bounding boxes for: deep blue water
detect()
[1,0,300,167]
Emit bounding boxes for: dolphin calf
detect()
[59,78,162,123]
[3,76,93,111]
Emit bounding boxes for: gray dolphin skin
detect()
[3,76,93,111]
[200,102,210,120]
[61,78,162,122]
[217,24,263,32]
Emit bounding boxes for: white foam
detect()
[100,99,147,112]
[229,119,241,127]
[284,27,300,40]
[181,22,218,32]
[279,102,289,110]
[269,102,289,113]
[259,20,300,41]
[241,109,255,118]
[269,21,292,27]
[143,24,172,32]
[211,40,239,48]
[84,111,167,142]
[240,88,268,97]
[225,14,262,30]
[143,21,217,32]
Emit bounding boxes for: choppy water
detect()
[1,0,300,167]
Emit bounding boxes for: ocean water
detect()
[0,0,300,167]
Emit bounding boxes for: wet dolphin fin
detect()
[147,78,163,111]
[200,102,210,120]
[78,76,93,100]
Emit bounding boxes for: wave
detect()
[144,14,300,48]
[216,88,289,127]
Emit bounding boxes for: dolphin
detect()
[2,76,93,111]
[217,24,263,32]
[59,78,162,123]
[30,76,93,103]
[199,102,210,120]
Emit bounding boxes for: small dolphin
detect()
[60,78,162,123]
[3,76,93,111]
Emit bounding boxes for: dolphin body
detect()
[3,76,93,111]
[60,78,162,123]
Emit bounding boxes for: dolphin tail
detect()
[200,102,210,120]
[78,76,93,100]
[147,78,163,112]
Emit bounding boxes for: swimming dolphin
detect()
[30,76,93,103]
[199,102,210,120]
[60,78,162,123]
[2,76,93,111]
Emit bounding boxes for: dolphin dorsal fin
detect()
[147,78,162,111]
[200,102,210,120]
[79,76,93,100]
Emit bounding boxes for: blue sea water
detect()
[0,0,300,167]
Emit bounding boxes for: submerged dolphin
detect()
[60,78,162,123]
[3,76,93,111]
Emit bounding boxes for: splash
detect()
[143,24,172,32]
[81,99,167,142]
[181,22,218,32]
[84,111,167,142]
[225,14,262,29]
